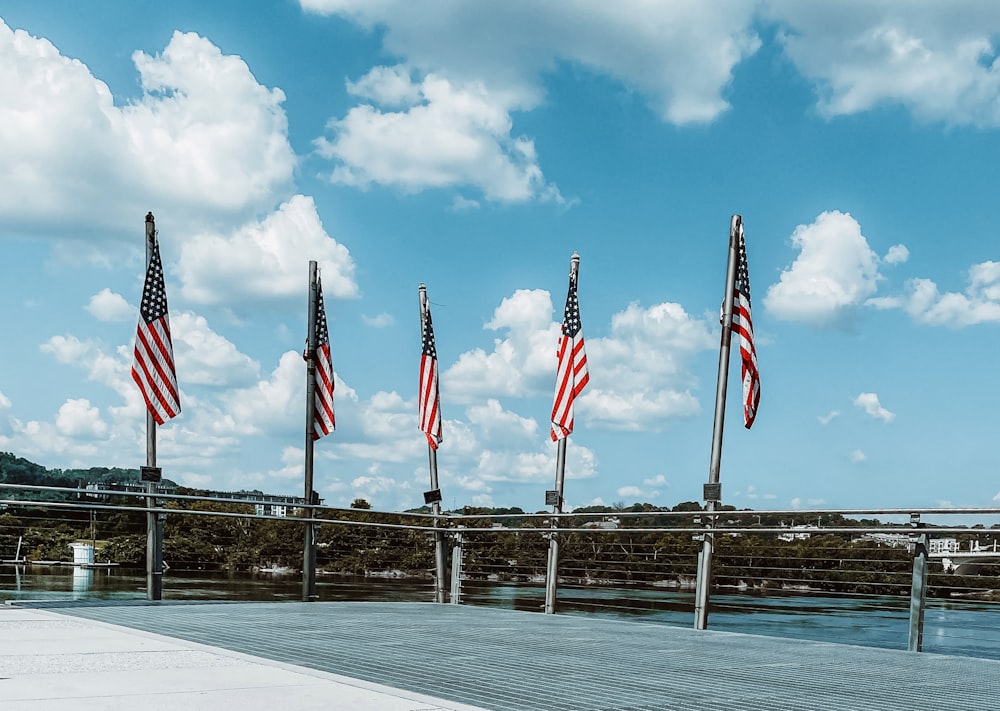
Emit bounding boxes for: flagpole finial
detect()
[570,251,580,277]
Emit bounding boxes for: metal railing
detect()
[3,484,1000,658]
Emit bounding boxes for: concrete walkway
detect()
[0,606,486,710]
[6,600,1000,710]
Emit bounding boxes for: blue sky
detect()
[1,1,999,513]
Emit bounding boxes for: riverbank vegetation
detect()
[3,453,1000,600]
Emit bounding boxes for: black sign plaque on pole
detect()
[423,489,443,505]
[140,466,162,483]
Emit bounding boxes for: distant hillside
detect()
[0,452,178,493]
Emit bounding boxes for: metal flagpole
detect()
[694,215,741,631]
[419,285,448,604]
[302,260,319,602]
[544,251,581,615]
[144,212,163,601]
[544,437,567,614]
[427,445,447,603]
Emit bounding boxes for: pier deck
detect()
[4,600,1000,710]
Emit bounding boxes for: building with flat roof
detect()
[929,537,960,555]
[82,482,315,517]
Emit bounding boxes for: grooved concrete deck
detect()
[7,600,1000,710]
[0,604,484,711]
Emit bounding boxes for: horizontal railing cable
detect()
[4,483,1000,659]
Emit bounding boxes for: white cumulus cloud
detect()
[170,312,260,388]
[0,22,295,236]
[444,289,559,401]
[177,195,358,305]
[55,398,108,438]
[853,392,895,423]
[582,302,715,430]
[883,244,910,265]
[303,2,761,201]
[818,410,840,425]
[362,313,395,328]
[40,335,144,419]
[444,291,714,432]
[221,350,310,437]
[301,1,761,125]
[765,2,1000,126]
[764,211,881,327]
[466,399,538,444]
[86,289,134,322]
[900,262,1000,327]
[316,68,563,203]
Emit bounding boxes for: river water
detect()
[3,565,998,661]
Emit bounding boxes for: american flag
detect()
[311,275,335,439]
[550,260,589,441]
[131,232,180,425]
[732,222,760,429]
[418,295,442,449]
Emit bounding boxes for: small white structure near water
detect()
[69,543,95,567]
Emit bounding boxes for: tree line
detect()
[3,452,999,599]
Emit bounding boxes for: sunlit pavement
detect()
[0,606,486,710]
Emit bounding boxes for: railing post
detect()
[694,515,714,630]
[145,481,163,601]
[450,526,464,604]
[434,527,448,604]
[544,521,560,614]
[908,525,929,652]
[303,519,317,601]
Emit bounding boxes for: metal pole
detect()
[544,437,567,614]
[144,212,162,602]
[420,285,448,604]
[450,527,464,604]
[544,252,580,615]
[694,215,740,630]
[908,530,929,652]
[427,445,448,603]
[302,260,319,602]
